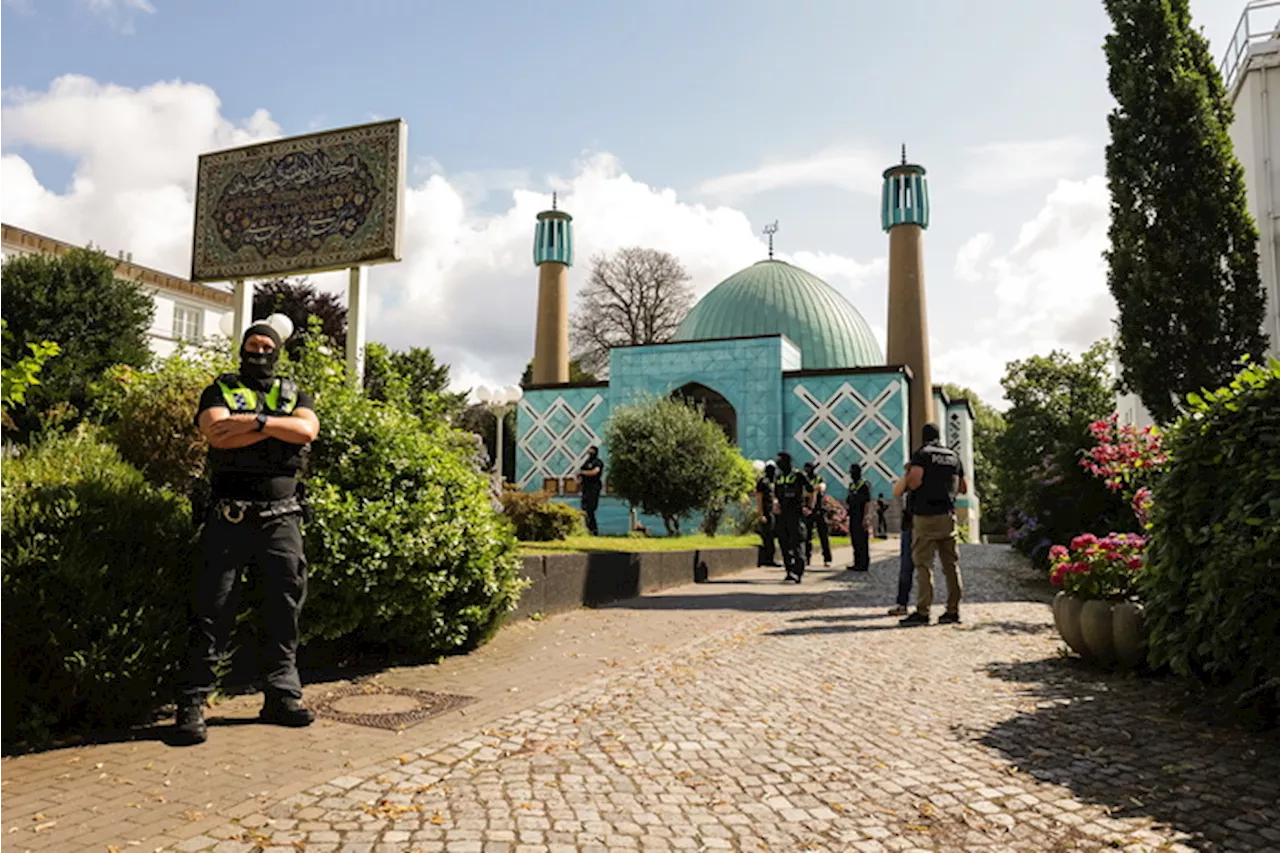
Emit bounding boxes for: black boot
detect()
[172,703,208,746]
[260,696,315,727]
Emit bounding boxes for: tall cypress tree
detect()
[1103,0,1268,425]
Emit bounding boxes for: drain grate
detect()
[311,683,475,731]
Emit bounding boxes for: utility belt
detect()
[192,479,311,527]
[211,495,304,524]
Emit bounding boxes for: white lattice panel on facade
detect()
[518,394,604,487]
[947,409,963,457]
[793,382,903,488]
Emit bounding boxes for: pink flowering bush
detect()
[1080,414,1168,501]
[1048,532,1146,600]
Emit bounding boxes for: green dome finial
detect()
[762,220,779,260]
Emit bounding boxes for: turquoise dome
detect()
[672,259,883,369]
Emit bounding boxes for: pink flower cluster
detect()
[1049,532,1147,599]
[1080,414,1168,495]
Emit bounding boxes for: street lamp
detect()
[476,384,523,484]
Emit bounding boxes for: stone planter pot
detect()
[1052,592,1146,669]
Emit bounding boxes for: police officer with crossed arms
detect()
[173,316,319,746]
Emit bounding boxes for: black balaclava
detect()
[775,451,793,475]
[240,322,283,390]
[764,461,776,482]
[850,463,864,482]
[803,462,816,477]
[587,445,599,460]
[921,422,941,445]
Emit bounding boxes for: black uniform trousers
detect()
[581,490,600,535]
[805,510,833,565]
[850,521,871,571]
[758,513,778,565]
[178,509,307,704]
[777,512,806,578]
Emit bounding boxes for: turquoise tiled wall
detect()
[783,372,909,501]
[516,385,610,488]
[608,337,790,463]
[515,339,912,535]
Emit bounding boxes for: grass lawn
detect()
[521,533,853,554]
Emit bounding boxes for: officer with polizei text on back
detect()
[772,451,812,584]
[173,315,320,746]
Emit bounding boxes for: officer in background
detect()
[173,316,319,746]
[755,461,780,567]
[888,461,916,616]
[773,451,812,583]
[802,461,833,567]
[899,422,967,626]
[846,463,872,572]
[579,446,603,535]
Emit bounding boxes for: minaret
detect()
[882,145,933,449]
[531,193,574,384]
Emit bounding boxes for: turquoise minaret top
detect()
[533,192,574,267]
[881,145,930,231]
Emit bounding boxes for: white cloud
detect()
[696,148,883,200]
[81,0,155,32]
[936,175,1115,407]
[959,137,1094,193]
[0,75,885,394]
[954,233,993,282]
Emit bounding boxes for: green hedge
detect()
[290,338,526,650]
[1,429,192,746]
[1142,358,1280,715]
[500,488,583,541]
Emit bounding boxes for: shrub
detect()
[1048,533,1146,599]
[820,494,850,536]
[1,318,60,433]
[1141,358,1280,714]
[1,248,154,437]
[91,344,235,493]
[605,396,741,535]
[1,428,193,747]
[1006,440,1137,569]
[287,335,526,650]
[500,487,583,541]
[700,452,757,536]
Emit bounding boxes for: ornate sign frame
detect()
[190,119,406,282]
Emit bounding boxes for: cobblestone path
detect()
[154,546,1279,853]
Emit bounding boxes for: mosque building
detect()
[515,150,979,539]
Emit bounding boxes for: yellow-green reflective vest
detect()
[207,375,307,477]
[215,376,298,415]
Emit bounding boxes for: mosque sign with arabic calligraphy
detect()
[191,119,406,282]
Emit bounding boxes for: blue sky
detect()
[0,0,1254,402]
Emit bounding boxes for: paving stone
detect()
[8,545,1280,853]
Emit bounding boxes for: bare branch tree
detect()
[569,247,694,375]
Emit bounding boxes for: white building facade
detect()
[1,223,234,359]
[1118,1,1280,427]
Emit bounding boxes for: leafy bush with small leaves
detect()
[820,494,850,536]
[605,396,742,535]
[499,487,584,541]
[1,428,193,747]
[700,452,757,536]
[1,319,60,431]
[1,248,154,438]
[286,333,526,650]
[91,344,235,493]
[1141,358,1280,717]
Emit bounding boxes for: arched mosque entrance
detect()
[671,382,738,445]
